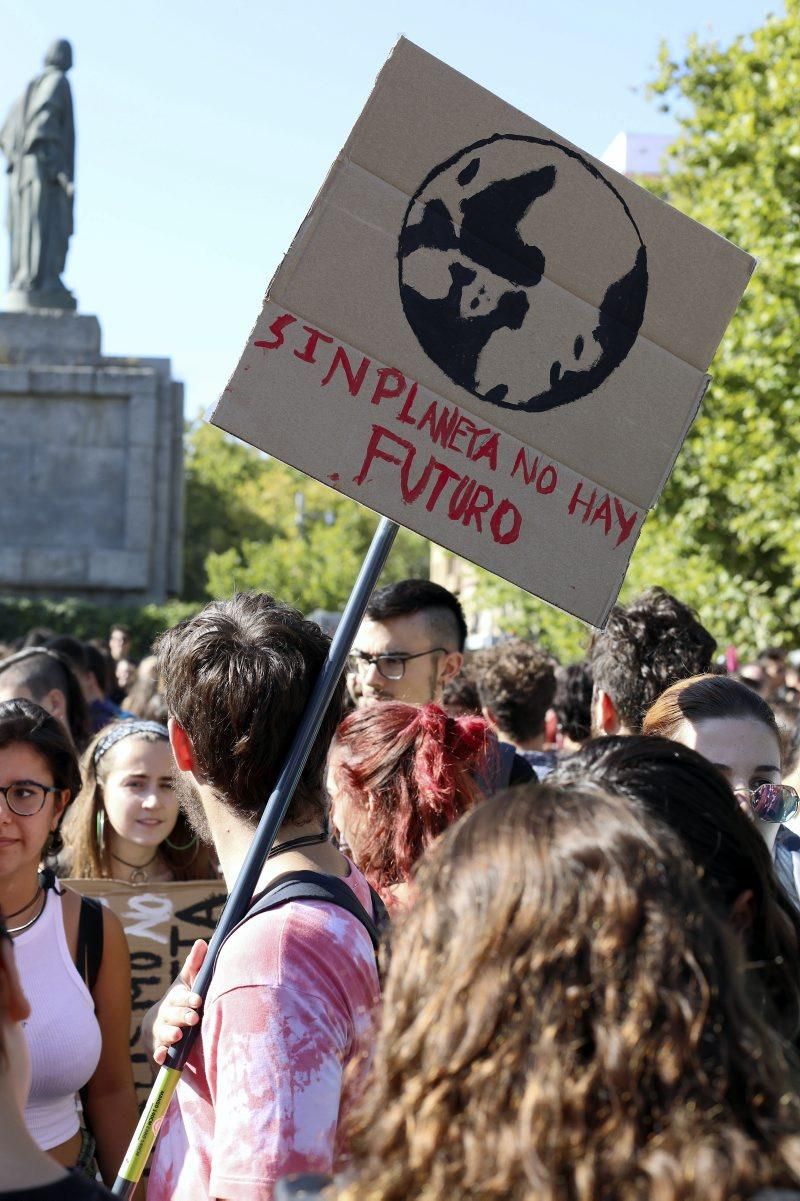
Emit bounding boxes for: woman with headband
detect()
[62,720,216,883]
[0,699,137,1185]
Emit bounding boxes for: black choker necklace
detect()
[6,882,43,920]
[267,831,328,859]
[112,848,159,884]
[112,849,159,869]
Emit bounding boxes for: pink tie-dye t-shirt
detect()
[148,864,380,1201]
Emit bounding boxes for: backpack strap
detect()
[226,870,385,954]
[75,895,104,1132]
[76,895,104,997]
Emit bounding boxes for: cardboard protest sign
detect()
[210,38,754,626]
[67,879,226,1103]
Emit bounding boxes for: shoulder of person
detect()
[212,868,379,996]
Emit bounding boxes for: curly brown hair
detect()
[588,587,717,733]
[340,786,800,1201]
[474,638,555,744]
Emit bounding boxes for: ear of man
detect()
[594,688,622,736]
[168,719,198,774]
[40,688,67,723]
[439,650,464,688]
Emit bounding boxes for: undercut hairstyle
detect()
[330,702,489,896]
[366,579,467,652]
[553,661,593,744]
[475,639,555,744]
[340,787,800,1201]
[156,593,343,827]
[0,699,82,857]
[588,587,717,733]
[0,647,91,752]
[642,673,780,746]
[551,735,800,1041]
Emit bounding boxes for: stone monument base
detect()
[4,285,77,313]
[0,309,183,604]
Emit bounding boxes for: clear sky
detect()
[0,0,776,418]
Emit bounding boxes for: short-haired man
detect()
[476,639,557,778]
[351,579,533,787]
[147,593,380,1201]
[0,647,90,749]
[588,587,717,736]
[351,579,466,705]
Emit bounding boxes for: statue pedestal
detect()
[0,310,183,603]
[4,286,77,313]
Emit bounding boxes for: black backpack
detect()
[223,869,389,957]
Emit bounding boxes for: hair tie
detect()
[416,704,447,737]
[94,720,169,765]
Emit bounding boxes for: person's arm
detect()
[83,907,140,1187]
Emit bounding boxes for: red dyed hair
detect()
[331,702,491,895]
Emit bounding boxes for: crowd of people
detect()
[2,580,800,1199]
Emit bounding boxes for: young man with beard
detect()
[146,593,380,1201]
[350,579,533,790]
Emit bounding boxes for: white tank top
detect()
[14,887,103,1149]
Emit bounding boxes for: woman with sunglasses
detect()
[0,699,137,1186]
[643,674,800,904]
[552,735,800,1043]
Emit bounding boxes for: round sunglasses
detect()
[737,782,800,824]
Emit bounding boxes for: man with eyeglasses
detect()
[350,580,466,706]
[350,579,534,790]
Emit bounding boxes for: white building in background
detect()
[600,131,673,178]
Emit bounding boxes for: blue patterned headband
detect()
[94,720,169,766]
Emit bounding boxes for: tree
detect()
[184,422,429,609]
[474,2,800,660]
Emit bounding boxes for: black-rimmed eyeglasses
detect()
[349,648,447,681]
[0,781,62,817]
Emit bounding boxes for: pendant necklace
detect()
[112,848,159,885]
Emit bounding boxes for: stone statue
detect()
[0,39,76,310]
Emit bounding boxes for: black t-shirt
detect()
[0,1173,113,1201]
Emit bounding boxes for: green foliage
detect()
[185,422,429,609]
[0,596,199,659]
[475,2,800,661]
